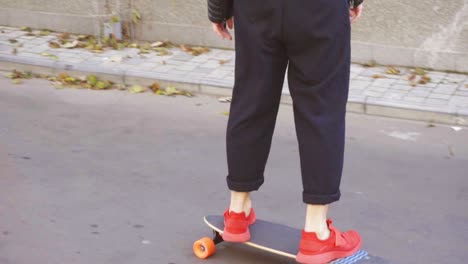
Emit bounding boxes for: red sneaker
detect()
[296,219,361,264]
[222,208,256,242]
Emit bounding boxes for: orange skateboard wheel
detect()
[193,237,216,259]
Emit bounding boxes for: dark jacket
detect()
[208,0,364,23]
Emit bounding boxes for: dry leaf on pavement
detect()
[40,52,59,60]
[363,60,377,67]
[61,40,79,49]
[218,97,232,102]
[150,83,161,92]
[414,68,426,75]
[129,85,146,93]
[49,41,61,48]
[386,67,401,75]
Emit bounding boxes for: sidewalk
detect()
[1,26,468,126]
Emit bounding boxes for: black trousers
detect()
[226,0,351,205]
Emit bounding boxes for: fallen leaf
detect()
[87,75,98,86]
[77,35,90,41]
[160,86,193,97]
[386,67,401,75]
[20,27,32,32]
[115,84,127,90]
[418,75,431,85]
[111,15,120,23]
[39,30,50,36]
[80,83,92,89]
[132,9,142,23]
[218,97,232,102]
[180,44,193,52]
[58,72,70,81]
[107,36,119,49]
[222,111,230,116]
[8,39,18,44]
[372,74,385,79]
[64,76,78,84]
[219,60,231,65]
[363,60,377,67]
[25,32,36,37]
[414,68,426,75]
[60,32,71,40]
[165,86,179,96]
[154,47,171,56]
[151,41,166,48]
[40,52,58,60]
[94,81,112,90]
[191,46,210,56]
[129,85,145,93]
[11,79,22,84]
[140,42,151,50]
[49,41,61,48]
[12,48,17,55]
[91,44,104,53]
[150,83,160,92]
[61,40,79,49]
[23,71,33,79]
[138,49,150,54]
[129,43,139,48]
[5,70,33,80]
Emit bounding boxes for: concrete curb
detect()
[1,55,467,127]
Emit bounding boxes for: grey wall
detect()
[1,0,467,72]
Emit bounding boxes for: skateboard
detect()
[193,215,381,263]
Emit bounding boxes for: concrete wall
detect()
[1,0,467,72]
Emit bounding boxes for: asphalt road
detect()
[1,74,467,264]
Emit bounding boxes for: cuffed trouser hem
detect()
[227,176,264,192]
[303,190,341,205]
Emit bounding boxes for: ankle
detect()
[304,224,330,241]
[243,199,252,216]
[315,228,331,241]
[229,192,252,215]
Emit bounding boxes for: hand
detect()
[349,4,364,24]
[212,18,234,40]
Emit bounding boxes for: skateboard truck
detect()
[212,230,224,245]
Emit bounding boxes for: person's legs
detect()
[283,0,361,262]
[223,0,287,242]
[285,0,350,208]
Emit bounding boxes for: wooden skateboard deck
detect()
[194,215,386,263]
